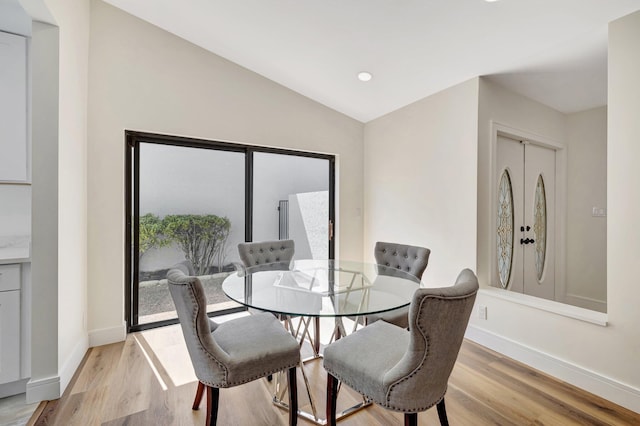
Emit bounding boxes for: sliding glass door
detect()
[126,132,335,331]
[253,152,332,260]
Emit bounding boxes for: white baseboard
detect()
[59,335,89,393]
[26,375,60,404]
[465,325,640,414]
[0,378,29,399]
[88,322,127,347]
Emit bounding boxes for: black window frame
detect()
[125,131,336,332]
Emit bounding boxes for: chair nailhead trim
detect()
[183,282,228,384]
[209,361,299,388]
[181,278,299,389]
[383,293,472,411]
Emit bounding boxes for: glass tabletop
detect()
[222,259,421,317]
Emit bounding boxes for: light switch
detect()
[478,305,487,320]
[592,207,607,217]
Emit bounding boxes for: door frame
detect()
[489,121,567,302]
[125,131,336,332]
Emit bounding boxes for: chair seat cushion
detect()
[365,306,409,329]
[213,312,300,386]
[323,320,409,404]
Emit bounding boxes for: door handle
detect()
[520,238,535,245]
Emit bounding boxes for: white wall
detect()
[29,20,60,402]
[87,0,363,342]
[138,147,330,272]
[253,153,329,244]
[49,0,90,393]
[289,191,329,260]
[565,107,607,311]
[467,16,640,411]
[606,6,640,409]
[363,78,479,287]
[20,0,90,402]
[137,143,246,272]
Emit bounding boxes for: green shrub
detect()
[139,213,169,258]
[162,214,231,275]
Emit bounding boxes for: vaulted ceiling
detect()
[103,0,640,122]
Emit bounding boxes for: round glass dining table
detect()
[222,258,421,319]
[222,259,422,424]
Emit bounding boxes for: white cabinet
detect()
[0,31,28,182]
[0,264,20,384]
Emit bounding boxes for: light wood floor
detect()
[31,322,640,426]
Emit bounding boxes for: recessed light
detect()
[485,0,499,2]
[357,71,372,82]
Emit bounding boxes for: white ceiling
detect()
[103,0,640,123]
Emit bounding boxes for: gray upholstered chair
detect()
[167,262,300,426]
[323,269,479,426]
[365,241,431,328]
[237,239,295,272]
[236,239,321,355]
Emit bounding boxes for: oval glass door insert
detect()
[497,170,514,289]
[533,174,547,280]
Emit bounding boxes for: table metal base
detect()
[271,317,371,424]
[272,355,371,425]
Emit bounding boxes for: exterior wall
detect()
[363,78,479,287]
[87,0,364,341]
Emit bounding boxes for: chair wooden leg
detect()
[206,385,219,426]
[436,398,449,426]
[192,381,205,410]
[288,367,298,426]
[404,413,418,426]
[326,373,338,426]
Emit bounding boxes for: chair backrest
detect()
[374,241,430,279]
[167,262,231,387]
[382,269,479,411]
[237,239,295,272]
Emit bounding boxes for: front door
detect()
[497,135,555,300]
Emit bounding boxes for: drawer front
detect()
[0,264,21,292]
[0,290,20,384]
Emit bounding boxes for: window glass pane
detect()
[137,143,244,324]
[534,174,547,281]
[253,152,329,260]
[497,169,514,289]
